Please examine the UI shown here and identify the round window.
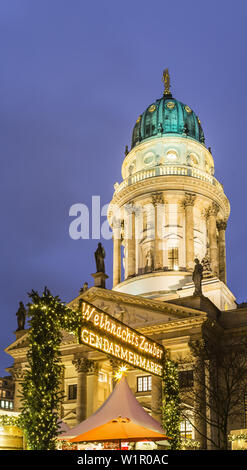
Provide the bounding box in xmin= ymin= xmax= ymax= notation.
xmin=143 ymin=153 xmax=155 ymax=165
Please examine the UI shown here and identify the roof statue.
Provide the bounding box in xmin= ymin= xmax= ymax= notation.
xmin=162 ymin=68 xmax=171 ymax=95
xmin=94 ymin=242 xmax=105 ymax=273
xmin=131 ymin=69 xmax=205 ymax=149
xmin=16 ymin=301 xmax=26 ymax=331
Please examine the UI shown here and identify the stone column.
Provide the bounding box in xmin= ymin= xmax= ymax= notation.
xmin=207 ymin=202 xmax=219 ymax=277
xmin=125 ymin=204 xmax=136 ymax=278
xmin=112 ymin=219 xmax=122 ymax=287
xmin=151 ymin=375 xmax=163 ymax=423
xmin=87 ymin=363 xmax=99 ymax=415
xmin=193 ymin=356 xmax=207 ymax=449
xmin=183 ymin=193 xmax=196 ymax=271
xmin=152 ymin=193 xmax=164 ymax=270
xmin=59 ymin=365 xmax=65 ymax=419
xmin=217 ymin=219 xmax=227 ymax=284
xmin=72 ymin=357 xmax=94 ymax=424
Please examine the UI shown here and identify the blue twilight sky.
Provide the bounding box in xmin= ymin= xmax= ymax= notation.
xmin=0 ymin=0 xmax=247 ymax=375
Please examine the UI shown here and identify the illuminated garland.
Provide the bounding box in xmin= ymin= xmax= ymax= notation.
xmin=162 ymin=357 xmax=181 ymax=450
xmin=20 ymin=288 xmax=81 ymax=450
xmin=181 ymin=438 xmax=200 ymax=449
xmin=0 ymin=415 xmax=20 ymax=427
xmin=19 ymin=288 xmax=181 ymax=450
xmin=228 ymin=433 xmax=247 ymax=442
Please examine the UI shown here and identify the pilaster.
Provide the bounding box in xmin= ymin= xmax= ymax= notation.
xmin=112 ymin=218 xmax=122 ymax=287
xmin=207 ymin=202 xmax=220 ymax=277
xmin=183 ymin=192 xmax=196 ymax=271
xmin=125 ymin=204 xmax=136 ymax=278
xmin=152 ymin=192 xmax=164 ymax=270
xmin=73 ymin=357 xmax=95 ymax=423
xmin=216 ymin=219 xmax=227 ymax=284
xmin=8 ymin=366 xmax=26 ymax=412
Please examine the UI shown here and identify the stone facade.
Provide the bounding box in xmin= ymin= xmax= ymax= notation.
xmin=109 ymin=134 xmax=230 ymax=304
xmin=5 ymin=288 xmax=247 ymax=449
xmin=4 ymin=77 xmax=247 ymax=450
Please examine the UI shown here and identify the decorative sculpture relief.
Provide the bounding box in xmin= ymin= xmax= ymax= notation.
xmin=145 ymin=249 xmax=154 ymax=272
xmin=152 ymin=192 xmax=164 ymax=206
xmin=183 ymin=192 xmax=196 ymax=208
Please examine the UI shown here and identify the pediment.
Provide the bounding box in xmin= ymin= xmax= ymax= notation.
xmin=5 ymin=331 xmax=30 ymax=354
xmin=5 ymin=288 xmax=206 ymax=358
xmin=68 ymin=287 xmax=205 ymax=331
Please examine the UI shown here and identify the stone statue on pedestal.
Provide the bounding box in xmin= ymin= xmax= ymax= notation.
xmin=80 ymin=282 xmax=88 ymax=294
xmin=92 ymin=243 xmax=108 ymax=288
xmin=145 ymin=249 xmax=153 ymax=273
xmin=192 ymin=258 xmax=203 ymax=296
xmin=16 ymin=301 xmax=26 ymax=331
xmin=94 ymin=242 xmax=105 ymax=273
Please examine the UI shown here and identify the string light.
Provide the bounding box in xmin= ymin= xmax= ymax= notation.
xmin=19 ymin=287 xmax=181 ymax=450
xmin=162 ymin=357 xmax=181 ymax=450
xmin=19 ymin=287 xmax=82 ymax=450
xmin=114 ymin=365 xmax=128 ymax=382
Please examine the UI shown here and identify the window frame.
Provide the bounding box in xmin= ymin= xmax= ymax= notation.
xmin=68 ymin=384 xmax=77 ymax=401
xmin=167 ymin=246 xmax=179 ymax=270
xmin=136 ymin=375 xmax=152 ymax=393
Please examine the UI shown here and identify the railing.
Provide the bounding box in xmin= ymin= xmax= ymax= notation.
xmin=114 ymin=165 xmax=223 ymax=195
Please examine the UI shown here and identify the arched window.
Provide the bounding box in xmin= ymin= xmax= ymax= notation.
xmin=168 ymin=247 xmax=179 ymax=270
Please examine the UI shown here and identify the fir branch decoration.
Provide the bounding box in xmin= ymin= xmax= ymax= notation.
xmin=0 ymin=415 xmax=20 ymax=427
xmin=162 ymin=357 xmax=181 ymax=450
xmin=19 ymin=287 xmax=82 ymax=450
xmin=19 ymin=287 xmax=180 ymax=450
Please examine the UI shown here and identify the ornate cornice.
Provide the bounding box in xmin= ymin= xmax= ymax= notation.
xmin=124 ymin=202 xmax=135 ymax=215
xmin=7 ymin=365 xmax=26 ymax=380
xmin=109 ymin=175 xmax=230 ymax=219
xmin=217 ymin=219 xmax=227 ymax=231
xmin=182 ymin=192 xmax=196 ymax=208
xmin=72 ymin=357 xmax=96 ymax=374
xmin=151 ymin=192 xmax=164 ymax=206
xmin=5 ymin=332 xmax=30 ymax=352
xmin=207 ymin=201 xmax=220 ymax=217
xmin=76 ymin=286 xmax=205 ymax=320
xmin=108 ymin=357 xmax=122 ymax=371
xmin=140 ymin=316 xmax=207 ymax=335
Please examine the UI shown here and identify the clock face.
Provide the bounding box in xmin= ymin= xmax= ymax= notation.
xmin=185 ymin=105 xmax=192 ymax=113
xmin=148 ymin=104 xmax=156 ymax=113
xmin=166 ymin=101 xmax=175 ymax=110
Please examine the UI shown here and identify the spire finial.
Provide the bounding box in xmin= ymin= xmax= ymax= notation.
xmin=162 ymin=68 xmax=171 ymax=96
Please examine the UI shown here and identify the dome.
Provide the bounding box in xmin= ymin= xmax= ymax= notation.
xmin=131 ymin=94 xmax=205 ymax=149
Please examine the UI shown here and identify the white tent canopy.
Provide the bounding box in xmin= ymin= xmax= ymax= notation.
xmin=60 ymin=377 xmax=164 ymax=439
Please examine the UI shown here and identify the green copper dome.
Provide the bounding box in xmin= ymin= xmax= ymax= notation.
xmin=131 ymin=94 xmax=205 ymax=149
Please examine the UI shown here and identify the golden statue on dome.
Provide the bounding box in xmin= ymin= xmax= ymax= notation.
xmin=162 ymin=68 xmax=171 ymax=95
